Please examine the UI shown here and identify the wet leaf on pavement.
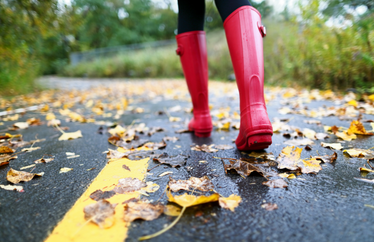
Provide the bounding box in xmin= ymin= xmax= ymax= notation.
xmin=90 ymin=190 xmax=116 ymax=201
xmin=7 ymin=168 xmax=43 ymax=184
xmin=163 ymin=136 xmax=179 ymax=142
xmin=336 ymin=131 xmax=357 ymax=141
xmin=347 ymin=120 xmax=374 ymax=135
xmin=0 ymin=154 xmax=16 ymax=166
xmin=297 ymin=158 xmax=322 ymax=174
xmin=276 ymin=146 xmax=302 ymax=170
xmin=59 ymin=167 xmax=73 ymax=173
xmin=218 ymin=194 xmax=242 ymax=212
xmin=261 ymin=203 xmax=278 ymax=211
xmin=152 ymin=153 xmax=188 ymax=167
xmin=168 ymin=176 xmax=214 ymax=192
xmin=113 ymin=178 xmax=146 ymax=194
xmin=167 ymin=190 xmax=220 ymax=208
xmin=0 ymin=146 xmax=14 ymax=154
xmin=58 ymin=130 xmax=83 ymax=141
xmin=321 ymin=142 xmax=343 ymax=150
xmin=284 ymin=138 xmax=314 ymax=146
xmin=262 ymin=179 xmax=288 ymax=188
xmin=343 ymin=148 xmax=374 ymax=159
xmin=314 ymin=152 xmax=338 ymax=163
xmin=164 ymin=204 xmax=182 ymax=216
xmin=215 ymin=144 xmax=234 ymax=150
xmin=0 ymin=184 xmax=24 ymax=192
xmin=123 ymin=201 xmax=164 ymax=222
xmin=84 ymin=199 xmax=117 ymax=229
xmin=144 ymin=141 xmax=167 ymax=150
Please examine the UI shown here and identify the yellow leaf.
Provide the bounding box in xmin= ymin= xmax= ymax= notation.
xmin=297 ymin=158 xmax=322 ymax=174
xmin=169 ymin=117 xmax=181 ymax=122
xmin=347 ymin=120 xmax=373 ymax=135
xmin=58 ymin=130 xmax=83 ymax=141
xmin=45 ymin=113 xmax=56 ymax=120
xmin=218 ymin=194 xmax=242 ymax=212
xmin=360 ymin=167 xmax=374 ymax=173
xmin=276 ymin=146 xmax=302 ymax=170
xmin=59 ymin=167 xmax=73 ymax=173
xmin=336 ymin=131 xmax=357 ymax=141
xmin=164 ymin=204 xmax=182 ymax=217
xmin=347 ymin=100 xmax=358 ymax=107
xmin=167 ymin=190 xmax=219 ymax=208
xmin=368 ymin=94 xmax=374 ymax=102
xmin=279 ymin=173 xmax=296 ymax=179
xmin=321 ymin=142 xmax=343 ymax=150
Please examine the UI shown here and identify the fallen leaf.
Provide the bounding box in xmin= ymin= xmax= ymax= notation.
xmin=164 ymin=204 xmax=182 ymax=216
xmin=45 ymin=113 xmax=56 ymax=120
xmin=321 ymin=142 xmax=343 ymax=150
xmin=84 ymin=200 xmax=117 ymax=229
xmin=0 ymin=184 xmax=24 ymax=192
xmin=261 ymin=203 xmax=278 ymax=211
xmin=0 ymin=154 xmax=16 ymax=166
xmin=119 ymin=139 xmax=149 ymax=149
xmin=168 ymin=176 xmax=214 ymax=192
xmin=284 ymin=138 xmax=314 ymax=146
xmin=278 ymin=173 xmax=296 ymax=179
xmin=13 ymin=122 xmax=29 ymax=129
xmin=7 ymin=168 xmax=43 ymax=184
xmin=144 ymin=141 xmax=167 ymax=150
xmin=297 ymin=158 xmax=322 ymax=174
xmin=47 ymin=119 xmax=61 ymax=127
xmin=21 ymin=147 xmax=41 ymax=153
xmin=163 ymin=136 xmax=179 ymax=142
xmin=218 ymin=194 xmax=242 ymax=212
xmin=343 ymin=149 xmax=374 ymax=159
xmin=276 ymin=146 xmax=302 ymax=170
xmin=159 ymin=171 xmax=173 ymax=177
xmin=152 ymin=153 xmax=188 ymax=167
xmin=27 ymin=118 xmax=42 ymax=126
xmin=316 ymin=133 xmax=329 ymax=140
xmin=262 ymin=179 xmax=288 ymax=188
xmin=123 ymin=201 xmax=164 ymax=222
xmin=58 ymin=130 xmax=83 ymax=141
xmin=113 ymin=178 xmax=146 ymax=193
xmin=90 ymin=190 xmax=116 ymax=201
xmin=302 ymin=128 xmax=317 ymax=140
xmin=167 ymin=190 xmax=220 ymax=207
xmin=347 ymin=120 xmax=374 ymax=135
xmin=141 ymin=182 xmax=160 ymax=194
xmin=336 ymin=131 xmax=357 ymax=141
xmin=223 ymin=158 xmax=262 ymax=177
xmin=147 ymin=127 xmax=165 ymax=136
xmin=314 ymin=152 xmax=338 ymax=163
xmin=126 ymin=150 xmax=155 ymax=160
xmin=191 ymin=144 xmax=218 ymax=153
xmin=0 ymin=146 xmax=14 ymax=154
xmin=34 ymin=157 xmax=54 ymax=164
xmin=59 ymin=167 xmax=73 ymax=173
xmin=169 ymin=117 xmax=181 ymax=122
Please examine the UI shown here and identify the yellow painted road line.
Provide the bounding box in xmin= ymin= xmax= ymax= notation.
xmin=45 ymin=156 xmax=149 ymax=242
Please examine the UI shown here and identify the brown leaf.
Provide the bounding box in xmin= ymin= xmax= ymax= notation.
xmin=106 ymin=149 xmax=128 ymax=160
xmin=90 ymin=190 xmax=116 ymax=201
xmin=261 ymin=203 xmax=278 ymax=211
xmin=314 ymin=152 xmax=338 ymax=163
xmin=168 ymin=176 xmax=214 ymax=192
xmin=6 ymin=168 xmax=43 ymax=184
xmin=0 ymin=146 xmax=14 ymax=154
xmin=119 ymin=139 xmax=149 ymax=149
xmin=191 ymin=144 xmax=218 ymax=153
xmin=122 ymin=164 xmax=131 ymax=171
xmin=34 ymin=156 xmax=54 ymax=164
xmin=113 ymin=178 xmax=146 ymax=194
xmin=262 ymin=179 xmax=288 ymax=188
xmin=147 ymin=127 xmax=165 ymax=136
xmin=223 ymin=158 xmax=264 ymax=177
xmin=84 ymin=200 xmax=117 ymax=229
xmin=152 ymin=153 xmax=188 ymax=167
xmin=0 ymin=154 xmax=16 ymax=166
xmin=123 ymin=201 xmax=164 ymax=222
xmin=144 ymin=141 xmax=167 ymax=150
xmin=276 ymin=146 xmax=302 ymax=170
xmin=126 ymin=150 xmax=155 ymax=160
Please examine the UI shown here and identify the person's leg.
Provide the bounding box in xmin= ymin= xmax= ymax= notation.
xmin=215 ymin=0 xmax=273 ymax=150
xmin=176 ymin=0 xmax=213 ymax=137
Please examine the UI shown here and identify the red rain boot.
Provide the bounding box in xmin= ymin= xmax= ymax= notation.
xmin=176 ymin=31 xmax=213 ymax=137
xmin=224 ymin=6 xmax=273 ymax=150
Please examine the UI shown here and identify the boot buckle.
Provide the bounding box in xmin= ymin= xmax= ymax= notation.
xmin=176 ymin=46 xmax=184 ymax=56
xmin=258 ymin=24 xmax=266 ymax=37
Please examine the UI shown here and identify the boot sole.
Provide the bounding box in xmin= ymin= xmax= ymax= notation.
xmin=236 ymin=130 xmax=272 ymax=151
xmin=189 ymin=128 xmax=213 ymax=138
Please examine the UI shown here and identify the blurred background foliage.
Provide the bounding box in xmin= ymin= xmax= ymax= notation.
xmin=1 ymin=0 xmax=373 ymax=96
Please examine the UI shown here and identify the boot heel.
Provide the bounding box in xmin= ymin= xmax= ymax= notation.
xmin=236 ymin=133 xmax=272 ymax=151
xmin=195 ymin=131 xmax=211 ymax=137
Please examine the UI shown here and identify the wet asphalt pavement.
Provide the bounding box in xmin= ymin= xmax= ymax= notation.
xmin=1 ymin=77 xmax=374 ymax=242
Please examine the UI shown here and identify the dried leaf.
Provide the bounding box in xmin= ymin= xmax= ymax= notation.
xmin=13 ymin=122 xmax=29 ymax=129
xmin=261 ymin=203 xmax=278 ymax=211
xmin=347 ymin=120 xmax=374 ymax=135
xmin=279 ymin=173 xmax=296 ymax=179
xmin=144 ymin=141 xmax=167 ymax=150
xmin=119 ymin=139 xmax=149 ymax=149
xmin=168 ymin=176 xmax=214 ymax=192
xmin=336 ymin=131 xmax=357 ymax=141
xmin=314 ymin=152 xmax=338 ymax=163
xmin=321 ymin=142 xmax=343 ymax=150
xmin=113 ymin=178 xmax=146 ymax=194
xmin=0 ymin=184 xmax=24 ymax=192
xmin=90 ymin=190 xmax=116 ymax=201
xmin=58 ymin=130 xmax=82 ymax=141
xmin=343 ymin=149 xmax=374 ymax=159
xmin=7 ymin=168 xmax=43 ymax=184
xmin=0 ymin=146 xmax=14 ymax=154
xmin=191 ymin=144 xmax=218 ymax=153
xmin=84 ymin=200 xmax=117 ymax=229
xmin=284 ymin=138 xmax=314 ymax=146
xmin=123 ymin=201 xmax=164 ymax=222
xmin=34 ymin=157 xmax=54 ymax=163
xmin=276 ymin=146 xmax=302 ymax=170
xmin=126 ymin=150 xmax=155 ymax=160
xmin=22 ymin=147 xmax=41 ymax=153
xmin=0 ymin=154 xmax=16 ymax=166
xmin=359 ymin=167 xmax=374 ymax=173
xmin=59 ymin=167 xmax=73 ymax=173
xmin=223 ymin=158 xmax=262 ymax=177
xmin=218 ymin=194 xmax=242 ymax=212
xmin=122 ymin=164 xmax=131 ymax=171
xmin=106 ymin=149 xmax=128 ymax=160
xmin=152 ymin=153 xmax=188 ymax=168
xmin=262 ymin=179 xmax=288 ymax=188
xmin=297 ymin=158 xmax=322 ymax=174
xmin=147 ymin=127 xmax=165 ymax=136
xmin=354 ymin=177 xmax=374 ymax=184
xmin=167 ymin=190 xmax=220 ymax=208
xmin=302 ymin=128 xmax=317 ymax=140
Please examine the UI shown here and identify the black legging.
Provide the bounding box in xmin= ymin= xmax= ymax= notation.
xmin=177 ymin=0 xmax=251 ymax=34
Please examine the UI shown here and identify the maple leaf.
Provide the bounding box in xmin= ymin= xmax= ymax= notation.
xmin=218 ymin=194 xmax=242 ymax=212
xmin=152 ymin=153 xmax=188 ymax=167
xmin=347 ymin=120 xmax=374 ymax=135
xmin=113 ymin=178 xmax=146 ymax=194
xmin=262 ymin=179 xmax=288 ymax=188
xmin=276 ymin=146 xmax=302 ymax=170
xmin=7 ymin=168 xmax=43 ymax=184
xmin=84 ymin=200 xmax=117 ymax=229
xmin=123 ymin=201 xmax=164 ymax=222
xmin=168 ymin=176 xmax=214 ymax=192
